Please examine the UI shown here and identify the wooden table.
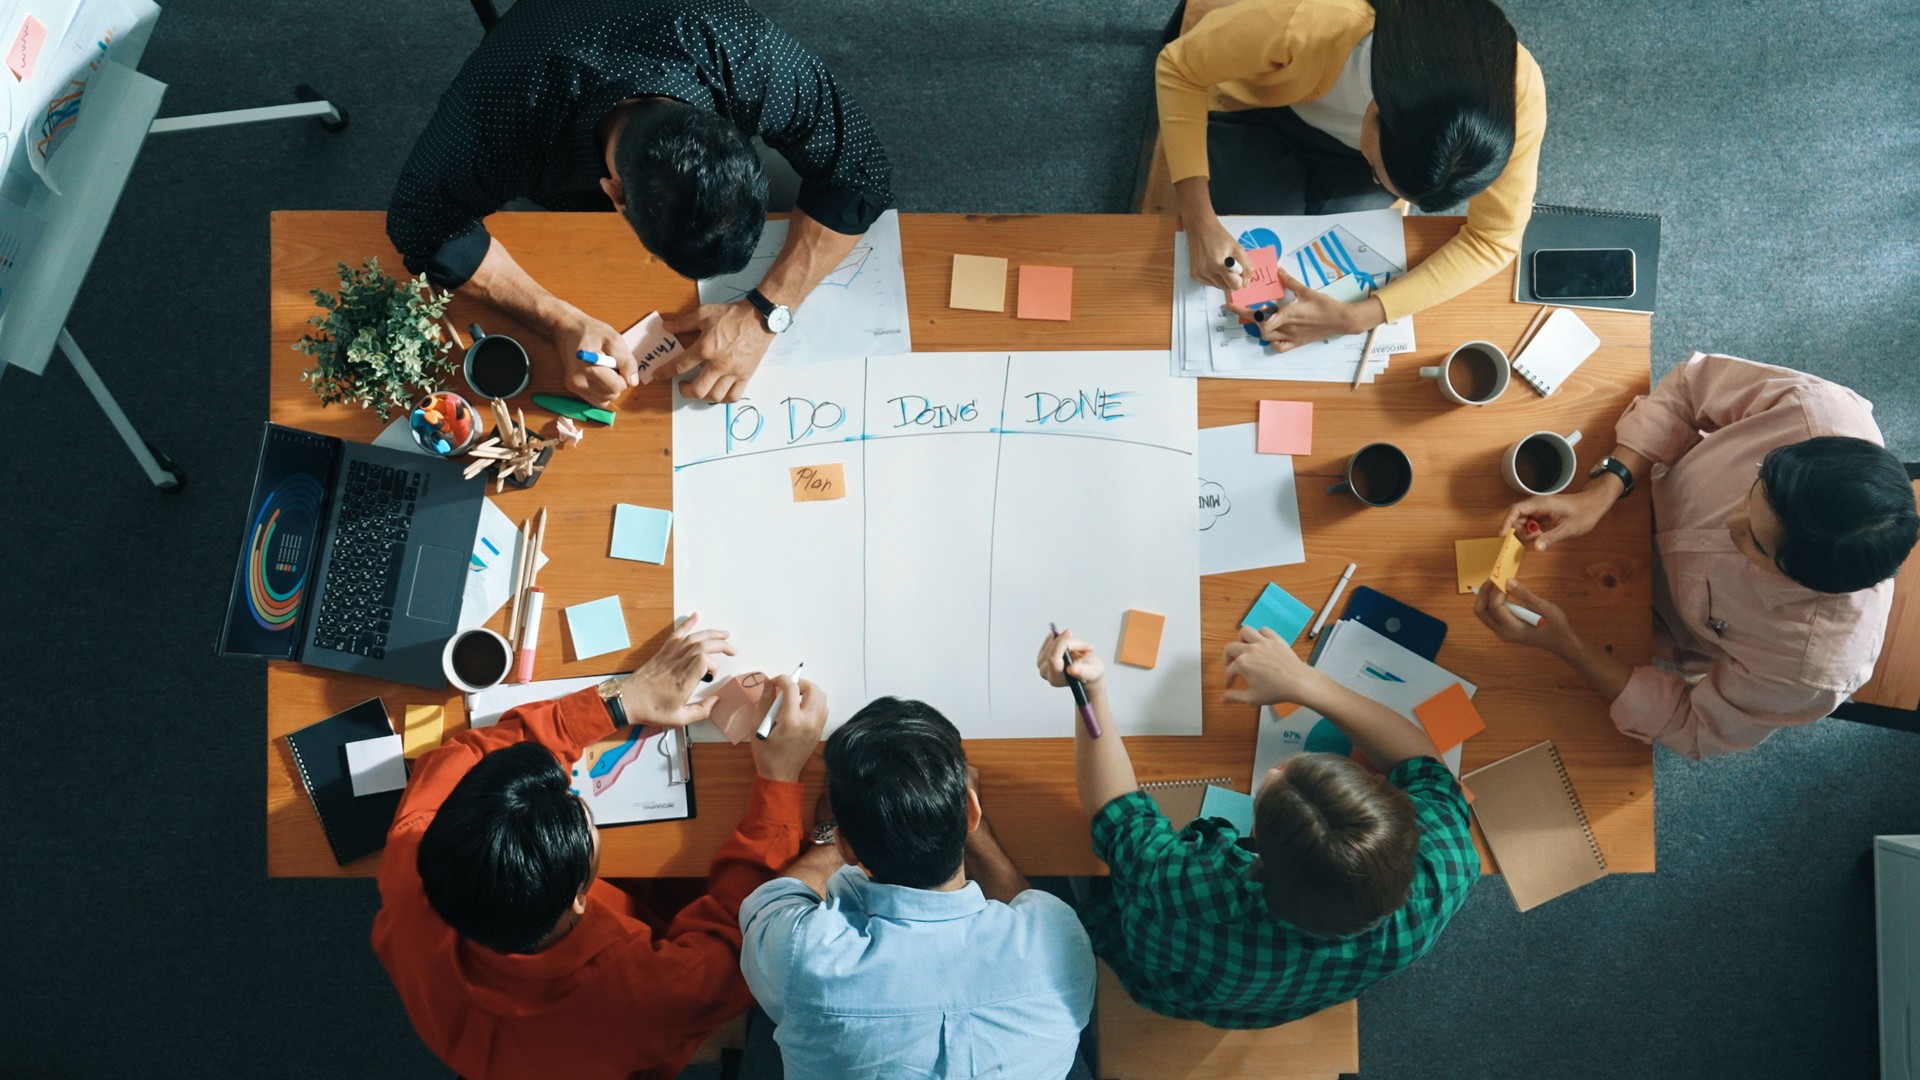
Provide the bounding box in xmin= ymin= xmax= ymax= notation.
xmin=268 ymin=212 xmax=1652 ymax=878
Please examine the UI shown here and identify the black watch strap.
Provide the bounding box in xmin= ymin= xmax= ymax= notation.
xmin=1593 ymin=456 xmax=1635 ymax=498
xmin=744 ymin=288 xmax=776 ymax=319
xmin=599 ymin=678 xmax=631 ymax=728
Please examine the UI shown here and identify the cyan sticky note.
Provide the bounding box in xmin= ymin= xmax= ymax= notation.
xmin=1242 ymin=582 xmax=1314 ymax=644
xmin=1199 ymin=785 xmax=1255 ymax=834
xmin=611 ymin=504 xmax=673 ymax=564
xmin=565 ymin=595 xmax=631 ymax=660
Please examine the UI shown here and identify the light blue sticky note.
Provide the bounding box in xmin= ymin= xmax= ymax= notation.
xmin=1242 ymin=582 xmax=1314 ymax=644
xmin=565 ymin=595 xmax=631 ymax=660
xmin=1200 ymin=785 xmax=1255 ymax=834
xmin=610 ymin=503 xmax=673 ymax=564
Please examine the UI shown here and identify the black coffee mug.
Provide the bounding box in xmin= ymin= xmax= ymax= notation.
xmin=1327 ymin=442 xmax=1413 ymax=507
xmin=463 ymin=322 xmax=532 ymax=400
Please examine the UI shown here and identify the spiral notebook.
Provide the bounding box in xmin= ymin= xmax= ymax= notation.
xmin=1514 ymin=203 xmax=1661 ymax=314
xmin=1465 ymin=740 xmax=1607 ymax=911
xmin=1141 ymin=777 xmax=1238 ymax=827
xmin=285 ymin=697 xmax=404 ymax=866
xmin=1512 ymin=307 xmax=1602 ymax=397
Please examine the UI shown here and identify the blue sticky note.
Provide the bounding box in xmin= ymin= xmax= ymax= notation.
xmin=1200 ymin=785 xmax=1255 ymax=834
xmin=610 ymin=503 xmax=673 ymax=564
xmin=1242 ymin=582 xmax=1314 ymax=644
xmin=565 ymin=595 xmax=631 ymax=660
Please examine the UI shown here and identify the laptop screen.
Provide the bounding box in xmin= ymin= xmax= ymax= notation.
xmin=220 ymin=425 xmax=336 ymax=659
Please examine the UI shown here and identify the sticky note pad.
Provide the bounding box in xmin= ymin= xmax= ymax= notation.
xmin=708 ymin=672 xmax=774 ymax=745
xmin=1117 ymin=609 xmax=1166 ymax=668
xmin=1016 ymin=265 xmax=1074 ymax=321
xmin=1228 ymin=245 xmax=1285 ymax=308
xmin=402 ymin=705 xmax=445 ymax=760
xmin=1413 ymin=683 xmax=1487 ymax=753
xmin=622 ymin=312 xmax=682 ymax=385
xmin=566 ymin=596 xmax=631 ymax=660
xmin=1199 ymin=785 xmax=1256 ymax=834
xmin=9 ymin=15 xmax=47 ymax=81
xmin=1242 ymin=582 xmax=1314 ymax=644
xmin=611 ymin=503 xmax=673 ymax=563
xmin=950 ymin=254 xmax=1009 ymax=312
xmin=345 ymin=735 xmax=408 ymax=797
xmin=1454 ymin=534 xmax=1525 ymax=594
xmin=1255 ymin=400 xmax=1313 ymax=455
xmin=791 ymin=463 xmax=846 ymax=502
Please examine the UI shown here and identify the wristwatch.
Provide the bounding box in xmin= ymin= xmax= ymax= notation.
xmin=597 ymin=677 xmax=632 ymax=728
xmin=1589 ymin=455 xmax=1636 ymax=498
xmin=744 ymin=288 xmax=793 ymax=334
xmin=810 ymin=819 xmax=839 ymax=846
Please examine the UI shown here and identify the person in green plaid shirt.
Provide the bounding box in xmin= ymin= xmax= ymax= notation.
xmin=1035 ymin=624 xmax=1478 ymax=1029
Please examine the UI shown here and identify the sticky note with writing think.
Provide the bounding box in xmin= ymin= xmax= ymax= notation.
xmin=1228 ymin=246 xmax=1286 ymax=308
xmin=791 ymin=463 xmax=846 ymax=502
xmin=623 ymin=312 xmax=682 ymax=384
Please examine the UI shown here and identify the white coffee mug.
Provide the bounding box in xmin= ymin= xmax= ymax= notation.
xmin=1419 ymin=340 xmax=1511 ymax=406
xmin=443 ymin=627 xmax=514 ymax=693
xmin=1503 ymin=429 xmax=1583 ymax=495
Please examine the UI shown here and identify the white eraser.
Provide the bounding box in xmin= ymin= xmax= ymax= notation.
xmin=345 ymin=735 xmax=408 ymax=797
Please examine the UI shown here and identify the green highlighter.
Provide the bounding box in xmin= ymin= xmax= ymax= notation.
xmin=533 ymin=393 xmax=616 ymax=426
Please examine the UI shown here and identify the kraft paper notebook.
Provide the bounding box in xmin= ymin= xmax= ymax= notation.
xmin=1465 ymin=740 xmax=1607 ymax=911
xmin=1513 ymin=203 xmax=1661 ymax=314
xmin=1141 ymin=777 xmax=1237 ymax=826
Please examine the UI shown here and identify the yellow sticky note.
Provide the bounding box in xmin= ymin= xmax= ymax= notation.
xmin=949 ymin=254 xmax=1009 ymax=312
xmin=1454 ymin=534 xmax=1525 ymax=594
xmin=790 ymin=463 xmax=846 ymax=502
xmin=402 ymin=704 xmax=445 ymax=760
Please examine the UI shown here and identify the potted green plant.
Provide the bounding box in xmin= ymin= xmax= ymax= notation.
xmin=295 ymin=257 xmax=456 ymax=422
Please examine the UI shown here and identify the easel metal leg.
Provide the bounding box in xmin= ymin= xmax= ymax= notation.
xmin=57 ymin=328 xmax=182 ymax=492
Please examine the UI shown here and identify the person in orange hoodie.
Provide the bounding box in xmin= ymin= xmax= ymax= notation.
xmin=371 ymin=614 xmax=828 ymax=1080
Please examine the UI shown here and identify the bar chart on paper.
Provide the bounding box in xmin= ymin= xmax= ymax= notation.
xmin=671 ymin=351 xmax=1203 ymax=741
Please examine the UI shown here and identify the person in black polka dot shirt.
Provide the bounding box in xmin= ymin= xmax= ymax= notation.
xmin=388 ymin=0 xmax=893 ymax=405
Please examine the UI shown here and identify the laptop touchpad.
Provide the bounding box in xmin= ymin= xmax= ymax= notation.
xmin=406 ymin=545 xmax=467 ymax=624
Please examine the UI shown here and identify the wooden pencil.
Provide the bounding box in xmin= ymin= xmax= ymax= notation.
xmin=507 ymin=518 xmax=532 ymax=649
xmin=527 ymin=507 xmax=549 ymax=591
xmin=1351 ymin=324 xmax=1380 ymax=390
xmin=1512 ymin=305 xmax=1553 ymax=359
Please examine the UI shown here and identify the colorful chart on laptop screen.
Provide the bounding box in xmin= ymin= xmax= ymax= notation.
xmin=246 ymin=473 xmax=324 ymax=632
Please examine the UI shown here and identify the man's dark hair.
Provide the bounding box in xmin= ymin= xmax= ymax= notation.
xmin=1758 ymin=436 xmax=1918 ymax=594
xmin=1251 ymin=754 xmax=1419 ymax=936
xmin=416 ymin=742 xmax=595 ymax=954
xmin=614 ymin=103 xmax=768 ymax=280
xmin=1369 ymin=0 xmax=1518 ymax=212
xmin=824 ymin=698 xmax=971 ymax=889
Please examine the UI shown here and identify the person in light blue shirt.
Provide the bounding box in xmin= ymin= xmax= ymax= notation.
xmin=738 ymin=696 xmax=1095 ymax=1080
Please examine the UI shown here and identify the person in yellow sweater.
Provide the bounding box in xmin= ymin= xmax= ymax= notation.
xmin=1158 ymin=0 xmax=1545 ymax=349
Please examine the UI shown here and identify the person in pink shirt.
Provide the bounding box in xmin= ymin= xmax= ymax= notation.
xmin=1475 ymin=353 xmax=1917 ymax=758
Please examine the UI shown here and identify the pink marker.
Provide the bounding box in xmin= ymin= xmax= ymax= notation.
xmin=514 ymin=586 xmax=544 ymax=683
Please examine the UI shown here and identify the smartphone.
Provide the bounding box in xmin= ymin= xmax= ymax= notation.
xmin=1532 ymin=247 xmax=1636 ymax=300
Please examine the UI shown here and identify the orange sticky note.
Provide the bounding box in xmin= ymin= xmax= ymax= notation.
xmin=1117 ymin=610 xmax=1166 ymax=668
xmin=949 ymin=254 xmax=1008 ymax=312
xmin=1454 ymin=534 xmax=1524 ymax=594
xmin=790 ymin=463 xmax=846 ymax=502
xmin=8 ymin=15 xmax=47 ymax=81
xmin=1016 ymin=265 xmax=1074 ymax=321
xmin=1413 ymin=683 xmax=1486 ymax=753
xmin=402 ymin=704 xmax=445 ymax=760
xmin=1228 ymin=246 xmax=1285 ymax=308
xmin=708 ymin=672 xmax=774 ymax=745
xmin=1255 ymin=400 xmax=1312 ymax=455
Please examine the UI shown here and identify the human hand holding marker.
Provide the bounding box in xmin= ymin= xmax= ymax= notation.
xmin=1186 ymin=212 xmax=1248 ymax=292
xmin=1037 ymin=625 xmax=1104 ymax=738
xmin=1228 ymin=266 xmax=1382 ymax=353
xmin=755 ymin=662 xmax=807 ymax=740
xmin=1473 ymin=579 xmax=1578 ymax=654
xmin=553 ymin=314 xmax=640 ymax=407
xmin=751 ymin=673 xmax=827 ymax=783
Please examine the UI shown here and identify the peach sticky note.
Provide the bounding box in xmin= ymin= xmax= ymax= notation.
xmin=1255 ymin=400 xmax=1312 ymax=455
xmin=1413 ymin=683 xmax=1486 ymax=753
xmin=402 ymin=705 xmax=446 ymax=760
xmin=1117 ymin=610 xmax=1166 ymax=668
xmin=1016 ymin=265 xmax=1074 ymax=321
xmin=8 ymin=15 xmax=47 ymax=81
xmin=950 ymin=254 xmax=1009 ymax=312
xmin=708 ymin=672 xmax=774 ymax=745
xmin=622 ymin=312 xmax=682 ymax=385
xmin=1228 ymin=245 xmax=1285 ymax=308
xmin=791 ymin=463 xmax=846 ymax=501
xmin=1454 ymin=534 xmax=1524 ymax=594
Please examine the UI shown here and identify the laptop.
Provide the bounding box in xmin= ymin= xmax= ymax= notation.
xmin=218 ymin=423 xmax=484 ymax=689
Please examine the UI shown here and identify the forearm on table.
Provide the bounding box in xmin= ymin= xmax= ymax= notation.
xmin=1555 ymin=636 xmax=1634 ymax=702
xmin=754 ymin=209 xmax=859 ymax=311
xmin=1076 ymin=683 xmax=1139 ymax=821
xmin=1297 ymin=671 xmax=1437 ymax=772
xmin=462 ymin=236 xmax=581 ymax=338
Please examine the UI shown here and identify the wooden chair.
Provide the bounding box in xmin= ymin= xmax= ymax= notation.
xmin=1831 ymin=468 xmax=1920 ymax=734
xmin=1094 ymin=961 xmax=1358 ymax=1080
xmin=1134 ymin=0 xmax=1243 ymax=214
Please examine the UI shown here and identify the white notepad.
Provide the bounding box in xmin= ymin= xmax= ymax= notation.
xmin=1513 ymin=308 xmax=1601 ymax=396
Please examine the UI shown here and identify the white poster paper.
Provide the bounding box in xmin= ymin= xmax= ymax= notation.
xmin=1197 ymin=422 xmax=1306 ymax=575
xmin=697 ymin=209 xmax=911 ymax=366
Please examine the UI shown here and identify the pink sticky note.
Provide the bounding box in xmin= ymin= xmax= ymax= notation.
xmin=1016 ymin=265 xmax=1074 ymax=321
xmin=1256 ymin=400 xmax=1312 ymax=455
xmin=8 ymin=15 xmax=47 ymax=81
xmin=1228 ymin=246 xmax=1285 ymax=308
xmin=622 ymin=312 xmax=682 ymax=385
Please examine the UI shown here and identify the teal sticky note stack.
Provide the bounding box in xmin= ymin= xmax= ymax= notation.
xmin=565 ymin=595 xmax=631 ymax=660
xmin=610 ymin=504 xmax=673 ymax=564
xmin=1199 ymin=785 xmax=1255 ymax=834
xmin=1242 ymin=582 xmax=1314 ymax=644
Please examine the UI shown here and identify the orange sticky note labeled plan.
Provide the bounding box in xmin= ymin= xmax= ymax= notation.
xmin=1117 ymin=610 xmax=1166 ymax=668
xmin=790 ymin=463 xmax=846 ymax=502
xmin=1255 ymin=400 xmax=1313 ymax=455
xmin=1454 ymin=534 xmax=1524 ymax=594
xmin=949 ymin=254 xmax=1009 ymax=312
xmin=1016 ymin=265 xmax=1074 ymax=321
xmin=1413 ymin=683 xmax=1486 ymax=753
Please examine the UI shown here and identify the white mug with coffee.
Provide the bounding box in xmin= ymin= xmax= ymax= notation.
xmin=443 ymin=627 xmax=514 ymax=692
xmin=1420 ymin=340 xmax=1511 ymax=406
xmin=1503 ymin=429 xmax=1583 ymax=496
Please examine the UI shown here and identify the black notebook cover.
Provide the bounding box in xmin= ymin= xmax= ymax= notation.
xmin=1515 ymin=203 xmax=1661 ymax=314
xmin=285 ymin=697 xmax=402 ymax=865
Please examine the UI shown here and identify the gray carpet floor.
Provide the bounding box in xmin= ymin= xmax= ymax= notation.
xmin=2 ymin=1 xmax=1915 ymax=1077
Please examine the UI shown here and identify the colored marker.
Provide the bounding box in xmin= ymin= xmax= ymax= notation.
xmin=755 ymin=662 xmax=806 ymax=740
xmin=1050 ymin=622 xmax=1102 ymax=738
xmin=1308 ymin=562 xmax=1358 ymax=640
xmin=514 ymin=586 xmax=544 ymax=683
xmin=1524 ymin=518 xmax=1542 ymax=536
xmin=1476 ymin=584 xmax=1543 ymax=626
xmin=576 ymin=349 xmax=616 ymax=368
xmin=1224 ymin=256 xmax=1241 ymax=274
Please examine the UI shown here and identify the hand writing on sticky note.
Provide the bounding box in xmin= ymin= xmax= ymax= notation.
xmin=1227 ymin=247 xmax=1287 ymax=309
xmin=622 ymin=313 xmax=682 ymax=385
xmin=791 ymin=463 xmax=846 ymax=502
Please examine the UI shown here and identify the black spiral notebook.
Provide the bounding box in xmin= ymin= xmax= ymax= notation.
xmin=285 ymin=697 xmax=403 ymax=865
xmin=1514 ymin=203 xmax=1661 ymax=314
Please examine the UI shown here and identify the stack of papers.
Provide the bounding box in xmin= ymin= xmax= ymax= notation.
xmin=1171 ymin=211 xmax=1417 ymax=382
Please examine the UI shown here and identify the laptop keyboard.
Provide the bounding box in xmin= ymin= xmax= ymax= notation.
xmin=311 ymin=460 xmax=421 ymax=659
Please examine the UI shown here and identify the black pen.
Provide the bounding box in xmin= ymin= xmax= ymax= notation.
xmin=1049 ymin=623 xmax=1102 ymax=738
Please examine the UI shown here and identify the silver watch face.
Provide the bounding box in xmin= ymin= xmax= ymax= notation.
xmin=766 ymin=305 xmax=793 ymax=334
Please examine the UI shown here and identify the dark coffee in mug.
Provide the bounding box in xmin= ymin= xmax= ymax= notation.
xmin=1446 ymin=346 xmax=1502 ymax=403
xmin=467 ymin=337 xmax=530 ymax=399
xmin=1514 ymin=436 xmax=1568 ymax=493
xmin=450 ymin=629 xmax=511 ymax=687
xmin=1350 ymin=445 xmax=1413 ymax=504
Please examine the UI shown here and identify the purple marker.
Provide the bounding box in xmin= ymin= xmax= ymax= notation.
xmin=1050 ymin=622 xmax=1103 ymax=738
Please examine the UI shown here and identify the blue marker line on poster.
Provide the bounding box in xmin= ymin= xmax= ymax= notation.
xmin=783 ymin=397 xmax=847 ymax=444
xmin=1024 ymin=388 xmax=1133 ymax=425
xmin=723 ymin=401 xmax=764 ymax=454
